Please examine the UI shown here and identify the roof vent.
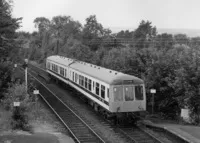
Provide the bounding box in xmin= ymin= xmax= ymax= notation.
xmin=94 ymin=66 xmax=96 ymax=68
xmin=109 ymin=71 xmax=112 ymax=73
xmin=98 ymin=67 xmax=100 ymax=69
xmin=90 ymin=65 xmax=92 ymax=67
xmin=115 ymin=72 xmax=117 ymax=75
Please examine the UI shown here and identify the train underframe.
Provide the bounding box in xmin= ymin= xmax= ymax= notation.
xmin=49 ymin=73 xmax=143 ymax=125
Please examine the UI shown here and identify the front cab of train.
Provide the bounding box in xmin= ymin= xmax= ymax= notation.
xmin=109 ymin=79 xmax=146 ymax=113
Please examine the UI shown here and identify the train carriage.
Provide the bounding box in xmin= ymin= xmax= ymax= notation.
xmin=46 ymin=55 xmax=146 ymax=121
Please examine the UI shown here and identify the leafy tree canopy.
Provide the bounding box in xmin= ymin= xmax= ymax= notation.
xmin=0 ymin=0 xmax=22 ymax=60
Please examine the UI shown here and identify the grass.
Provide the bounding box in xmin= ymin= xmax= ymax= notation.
xmin=27 ymin=97 xmax=68 ymax=133
xmin=0 ymin=105 xmax=12 ymax=132
xmin=0 ymin=96 xmax=68 ymax=135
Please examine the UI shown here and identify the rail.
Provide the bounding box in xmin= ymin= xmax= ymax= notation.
xmin=28 ymin=71 xmax=105 ymax=143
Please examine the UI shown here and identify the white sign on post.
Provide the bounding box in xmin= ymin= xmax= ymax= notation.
xmin=33 ymin=90 xmax=39 ymax=95
xmin=13 ymin=102 xmax=20 ymax=107
xmin=150 ymin=89 xmax=156 ymax=94
xmin=14 ymin=64 xmax=17 ymax=68
xmin=24 ymin=59 xmax=28 ymax=63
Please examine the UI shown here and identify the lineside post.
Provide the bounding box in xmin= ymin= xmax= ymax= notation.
xmin=24 ymin=59 xmax=28 ymax=93
xmin=150 ymin=89 xmax=156 ymax=115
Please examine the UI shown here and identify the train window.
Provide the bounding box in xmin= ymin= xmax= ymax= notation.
xmin=55 ymin=65 xmax=58 ymax=73
xmin=60 ymin=67 xmax=64 ymax=76
xmin=113 ymin=87 xmax=123 ymax=102
xmin=79 ymin=75 xmax=84 ymax=87
xmin=101 ymin=85 xmax=105 ymax=99
xmin=135 ymin=86 xmax=143 ymax=100
xmin=107 ymin=89 xmax=109 ymax=98
xmin=82 ymin=76 xmax=85 ymax=87
xmin=125 ymin=86 xmax=134 ymax=101
xmin=53 ymin=64 xmax=55 ymax=71
xmin=95 ymin=82 xmax=99 ymax=95
xmin=88 ymin=79 xmax=92 ymax=91
xmin=80 ymin=76 xmax=82 ymax=86
xmin=75 ymin=73 xmax=78 ymax=83
xmin=60 ymin=67 xmax=62 ymax=76
xmin=85 ymin=77 xmax=88 ymax=89
xmin=73 ymin=72 xmax=74 ymax=81
xmin=79 ymin=75 xmax=81 ymax=85
xmin=61 ymin=68 xmax=63 ymax=76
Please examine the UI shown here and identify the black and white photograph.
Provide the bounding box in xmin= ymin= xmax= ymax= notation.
xmin=0 ymin=0 xmax=200 ymax=142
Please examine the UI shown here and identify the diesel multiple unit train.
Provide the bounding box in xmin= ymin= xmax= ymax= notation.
xmin=46 ymin=55 xmax=146 ymax=122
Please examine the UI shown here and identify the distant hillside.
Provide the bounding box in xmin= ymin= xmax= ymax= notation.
xmin=158 ymin=28 xmax=200 ymax=37
xmin=110 ymin=27 xmax=200 ymax=37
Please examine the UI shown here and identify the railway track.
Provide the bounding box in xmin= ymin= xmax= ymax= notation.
xmin=28 ymin=63 xmax=164 ymax=143
xmin=28 ymin=73 xmax=105 ymax=143
xmin=119 ymin=126 xmax=162 ymax=143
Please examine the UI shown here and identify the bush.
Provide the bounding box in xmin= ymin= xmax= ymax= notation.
xmin=11 ymin=106 xmax=29 ymax=130
xmin=2 ymin=83 xmax=33 ymax=131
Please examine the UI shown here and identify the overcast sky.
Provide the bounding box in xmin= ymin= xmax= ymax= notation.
xmin=12 ymin=0 xmax=200 ymax=33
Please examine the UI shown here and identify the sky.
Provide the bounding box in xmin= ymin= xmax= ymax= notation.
xmin=12 ymin=0 xmax=200 ymax=33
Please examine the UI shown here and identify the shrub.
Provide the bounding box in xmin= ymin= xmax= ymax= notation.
xmin=2 ymin=83 xmax=33 ymax=130
xmin=11 ymin=106 xmax=29 ymax=130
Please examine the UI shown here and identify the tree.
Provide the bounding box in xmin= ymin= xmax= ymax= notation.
xmin=51 ymin=16 xmax=74 ymax=54
xmin=155 ymin=33 xmax=174 ymax=50
xmin=0 ymin=0 xmax=21 ymax=99
xmin=133 ymin=20 xmax=157 ymax=48
xmin=116 ymin=30 xmax=134 ymax=38
xmin=0 ymin=61 xmax=12 ymax=98
xmin=83 ymin=15 xmax=104 ymax=40
xmin=174 ymin=34 xmax=189 ymax=45
xmin=34 ymin=17 xmax=50 ymax=36
xmin=0 ymin=0 xmax=22 ymax=61
xmin=82 ymin=15 xmax=111 ymax=50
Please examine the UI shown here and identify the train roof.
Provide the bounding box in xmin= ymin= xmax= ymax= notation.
xmin=47 ymin=55 xmax=144 ymax=85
